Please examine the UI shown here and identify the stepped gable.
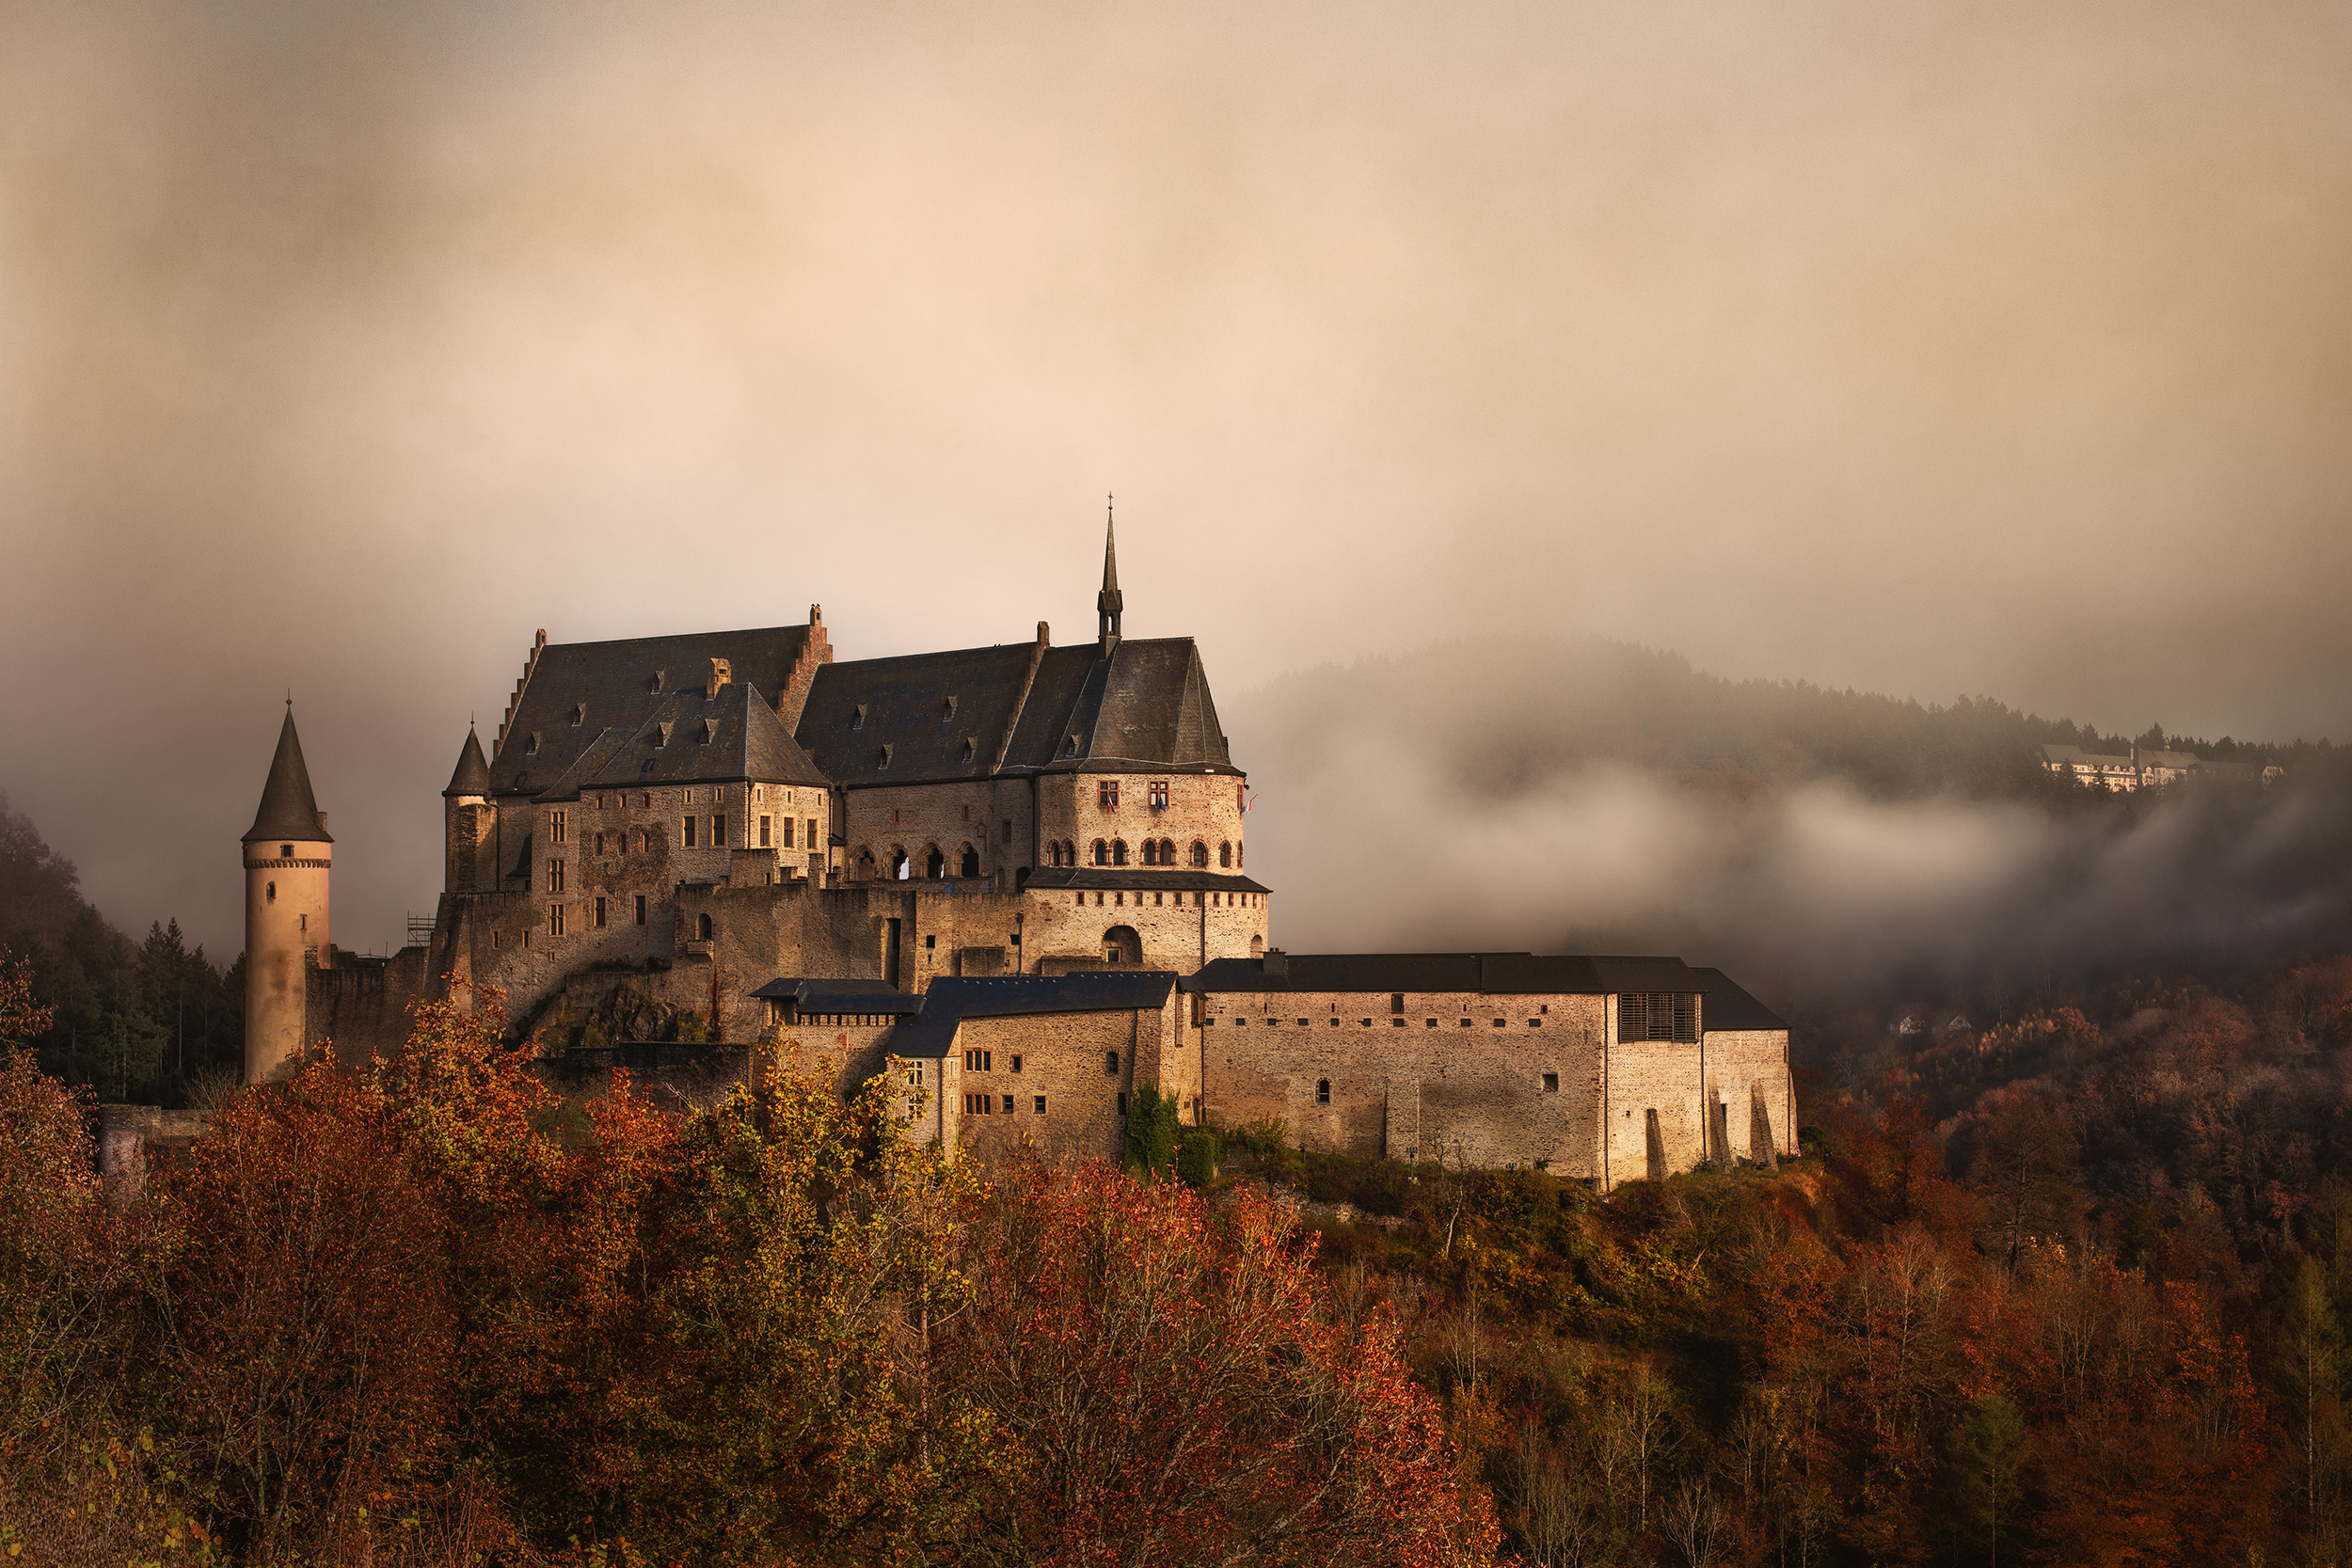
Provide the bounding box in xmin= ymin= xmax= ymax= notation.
xmin=492 ymin=624 xmax=818 ymax=799
xmin=244 ymin=706 xmax=331 ymax=844
xmin=560 ymin=680 xmax=829 ymax=796
xmin=1690 ymin=966 xmax=1787 ymax=1031
xmin=890 ymin=972 xmax=1178 ymax=1059
xmin=443 ymin=727 xmax=491 ymax=797
xmin=798 ymin=635 xmax=1235 ymax=785
xmin=1181 ymin=953 xmax=1703 ymax=994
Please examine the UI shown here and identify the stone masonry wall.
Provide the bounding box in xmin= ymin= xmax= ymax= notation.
xmin=941 ymin=994 xmax=1179 ymax=1167
xmin=1020 ymin=884 xmax=1266 ymax=975
xmin=1041 ymin=771 xmax=1248 ymax=875
xmin=1704 ymin=1028 xmax=1798 ymax=1163
xmin=1194 ymin=990 xmax=1605 ymax=1172
xmin=841 ymin=779 xmax=1038 ymax=887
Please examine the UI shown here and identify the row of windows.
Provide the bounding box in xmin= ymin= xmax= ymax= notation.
xmin=1048 ymin=837 xmax=1242 ymax=869
xmin=855 ymin=844 xmax=986 ymax=879
xmin=1091 ymin=780 xmax=1247 ymax=813
xmin=963 ymin=1093 xmax=1049 ymax=1116
xmin=1071 ymin=890 xmax=1258 ymax=908
xmin=1311 ymin=1073 xmax=1557 ymax=1101
xmin=535 ymin=895 xmax=654 ymax=936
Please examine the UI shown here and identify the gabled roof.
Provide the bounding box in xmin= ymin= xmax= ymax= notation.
xmin=443 ymin=727 xmax=491 ymax=798
xmin=540 ymin=681 xmax=830 ymax=797
xmin=491 ymin=624 xmax=818 ymax=798
xmin=1690 ymin=967 xmax=1787 ymax=1032
xmin=1180 ymin=953 xmax=1705 ymax=995
xmin=244 ymin=707 xmax=331 ymax=844
xmin=892 ymin=973 xmax=1179 ymax=1058
xmin=797 ymin=635 xmax=1237 ymax=785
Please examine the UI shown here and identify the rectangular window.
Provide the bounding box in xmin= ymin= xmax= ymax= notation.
xmin=805 ymin=819 xmax=818 ymax=851
xmin=549 ymin=809 xmax=567 ymax=845
xmin=1034 ymin=1095 xmax=1046 ymax=1115
xmin=596 ymin=897 xmax=608 ymax=928
xmin=1003 ymin=819 xmax=1013 ymax=844
xmin=1001 ymin=1094 xmax=1013 ymax=1116
xmin=961 ymin=804 xmax=971 ymax=821
xmin=1390 ymin=992 xmax=1405 ymax=1013
xmin=548 ymin=903 xmax=564 ymax=937
xmin=548 ymin=860 xmax=565 ymax=893
xmin=713 ymin=815 xmax=726 ymax=847
xmin=759 ymin=816 xmax=771 ymax=847
xmin=1098 ymin=779 xmax=1119 ymax=809
xmin=685 ymin=788 xmax=695 ymax=805
xmin=1543 ymin=1072 xmax=1559 ymax=1093
xmin=1117 ymin=1092 xmax=1128 ymax=1116
xmin=683 ymin=816 xmax=698 ymax=847
xmin=635 ymin=895 xmax=646 ymax=926
xmin=1148 ymin=780 xmax=1168 ymax=810
xmin=1617 ymin=992 xmax=1699 ymax=1044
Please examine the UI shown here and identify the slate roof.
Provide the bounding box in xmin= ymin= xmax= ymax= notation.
xmin=443 ymin=728 xmax=491 ymax=798
xmin=1019 ymin=868 xmax=1271 ymax=895
xmin=522 ymin=681 xmax=830 ymax=800
xmin=796 ymin=636 xmax=1236 ymax=786
xmin=1690 ymin=967 xmax=1787 ymax=1032
xmin=491 ymin=624 xmax=819 ymax=799
xmin=1180 ymin=953 xmax=1706 ymax=995
xmin=891 ymin=972 xmax=1180 ymax=1059
xmin=245 ymin=707 xmax=332 ymax=844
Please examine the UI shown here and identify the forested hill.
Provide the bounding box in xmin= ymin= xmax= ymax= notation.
xmin=0 ymin=794 xmax=240 ymax=1102
xmin=1230 ymin=634 xmax=2330 ymax=803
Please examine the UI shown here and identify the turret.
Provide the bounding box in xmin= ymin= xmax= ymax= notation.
xmin=1097 ymin=501 xmax=1123 ymax=658
xmin=242 ymin=703 xmax=331 ymax=1084
xmin=443 ymin=724 xmax=494 ymax=895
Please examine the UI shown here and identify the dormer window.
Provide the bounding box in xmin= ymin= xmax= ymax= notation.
xmin=1065 ymin=734 xmax=1080 ymax=756
xmin=699 ymin=719 xmax=717 ymax=745
xmin=650 ymin=670 xmax=666 ymax=693
xmin=961 ymin=736 xmax=977 ymax=766
xmin=942 ymin=696 xmax=957 ymax=722
xmin=655 ymin=722 xmax=673 ymax=748
xmin=851 ymin=704 xmax=866 ymax=731
xmin=878 ymin=743 xmax=894 ymax=769
xmin=571 ymin=704 xmax=587 ymax=726
xmin=527 ymin=732 xmax=542 ymax=755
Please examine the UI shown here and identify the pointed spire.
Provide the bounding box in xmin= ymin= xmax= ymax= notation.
xmin=444 ymin=724 xmax=492 ymax=798
xmin=1096 ymin=495 xmax=1123 ymax=657
xmin=243 ymin=705 xmax=332 ymax=844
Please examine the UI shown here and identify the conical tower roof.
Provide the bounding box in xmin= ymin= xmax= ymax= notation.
xmin=443 ymin=725 xmax=491 ymax=797
xmin=243 ymin=705 xmax=331 ymax=844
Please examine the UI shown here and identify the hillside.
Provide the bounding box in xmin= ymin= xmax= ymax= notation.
xmin=1223 ymin=637 xmax=2352 ymax=1057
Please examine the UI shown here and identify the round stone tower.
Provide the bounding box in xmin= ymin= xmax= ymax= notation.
xmin=242 ymin=702 xmax=332 ymax=1084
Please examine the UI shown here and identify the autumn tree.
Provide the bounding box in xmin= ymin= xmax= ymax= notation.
xmin=945 ymin=1158 xmax=1499 ymax=1567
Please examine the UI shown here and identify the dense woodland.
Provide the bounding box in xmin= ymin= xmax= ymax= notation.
xmin=7 ymin=646 xmax=2352 ymax=1562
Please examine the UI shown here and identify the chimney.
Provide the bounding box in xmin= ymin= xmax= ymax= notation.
xmin=709 ymin=657 xmax=731 ymax=691
xmin=1262 ymin=948 xmax=1287 ymax=979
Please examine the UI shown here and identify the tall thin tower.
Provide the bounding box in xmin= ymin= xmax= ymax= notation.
xmin=242 ymin=702 xmax=331 ymax=1083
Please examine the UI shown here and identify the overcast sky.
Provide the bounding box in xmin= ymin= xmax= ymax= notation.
xmin=4 ymin=0 xmax=2349 ymax=959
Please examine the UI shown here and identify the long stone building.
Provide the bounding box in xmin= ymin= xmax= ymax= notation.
xmin=248 ymin=523 xmax=1791 ymax=1185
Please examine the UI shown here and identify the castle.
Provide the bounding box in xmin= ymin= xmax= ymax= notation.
xmin=246 ymin=524 xmax=1794 ymax=1184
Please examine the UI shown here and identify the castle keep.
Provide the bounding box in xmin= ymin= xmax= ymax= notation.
xmin=247 ymin=523 xmax=1792 ymax=1184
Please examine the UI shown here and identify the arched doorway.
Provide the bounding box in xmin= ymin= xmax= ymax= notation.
xmin=925 ymin=844 xmax=946 ymax=879
xmin=1102 ymin=926 xmax=1141 ymax=966
xmin=959 ymin=843 xmax=980 ymax=878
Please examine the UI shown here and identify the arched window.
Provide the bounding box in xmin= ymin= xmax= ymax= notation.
xmin=1091 ymin=838 xmax=1108 ymax=865
xmin=1236 ymin=842 xmax=1243 ymax=868
xmin=265 ymin=881 xmax=276 ymax=902
xmin=857 ymin=847 xmax=876 ymax=879
xmin=1190 ymin=840 xmax=1209 ymax=867
xmin=1158 ymin=838 xmax=1175 ymax=864
xmin=1102 ymin=926 xmax=1140 ymax=966
xmin=925 ymin=845 xmax=946 ymax=879
xmin=890 ymin=845 xmax=910 ymax=880
xmin=1111 ymin=839 xmax=1129 ymax=866
xmin=1218 ymin=841 xmax=1232 ymax=868
xmin=959 ymin=844 xmax=980 ymax=878
xmin=696 ymin=912 xmax=713 ymax=941
xmin=1065 ymin=840 xmax=1077 ymax=866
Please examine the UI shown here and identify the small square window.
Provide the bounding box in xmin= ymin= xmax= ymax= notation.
xmin=1543 ymin=1073 xmax=1559 ymax=1093
xmin=1033 ymin=1095 xmax=1046 ymax=1115
xmin=1104 ymin=1051 xmax=1120 ymax=1075
xmin=1001 ymin=1094 xmax=1013 ymax=1115
xmin=1492 ymin=1019 xmax=1505 ymax=1027
xmin=926 ymin=933 xmax=937 ymax=949
xmin=1425 ymin=1019 xmax=1438 ymax=1027
xmin=1009 ymin=1054 xmax=1023 ymax=1072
